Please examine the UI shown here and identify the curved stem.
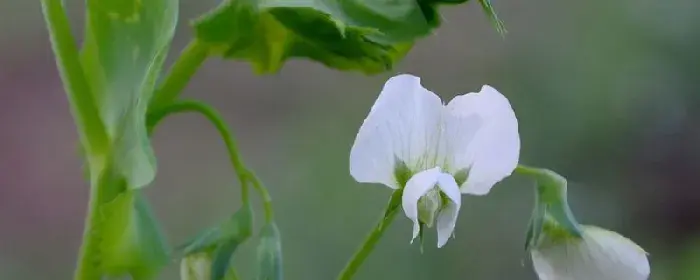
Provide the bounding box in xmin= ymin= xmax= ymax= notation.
xmin=514 ymin=164 xmax=541 ymax=176
xmin=337 ymin=190 xmax=403 ymax=280
xmin=149 ymin=40 xmax=210 ymax=110
xmin=147 ymin=100 xmax=275 ymax=220
xmin=245 ymin=170 xmax=274 ymax=221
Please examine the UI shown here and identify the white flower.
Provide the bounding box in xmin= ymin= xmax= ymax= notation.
xmin=349 ymin=74 xmax=520 ymax=247
xmin=531 ymin=225 xmax=650 ymax=280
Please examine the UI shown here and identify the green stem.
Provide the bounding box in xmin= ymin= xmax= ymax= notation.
xmin=40 ymin=0 xmax=108 ymax=155
xmin=514 ymin=164 xmax=540 ymax=176
xmin=73 ymin=183 xmax=103 ymax=280
xmin=147 ymin=100 xmax=275 ymax=220
xmin=246 ymin=170 xmax=274 ymax=222
xmin=40 ymin=1 xmax=110 ymax=279
xmin=73 ymin=166 xmax=124 ymax=280
xmin=337 ymin=190 xmax=402 ymax=280
xmin=149 ymin=40 xmax=210 ymax=110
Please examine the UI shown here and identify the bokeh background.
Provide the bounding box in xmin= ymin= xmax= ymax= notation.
xmin=1 ymin=0 xmax=699 ymax=279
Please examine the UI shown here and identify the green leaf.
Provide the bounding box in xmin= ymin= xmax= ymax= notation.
xmin=99 ymin=189 xmax=169 ymax=279
xmin=256 ymin=222 xmax=283 ymax=280
xmin=81 ymin=0 xmax=178 ymax=189
xmin=182 ymin=204 xmax=254 ymax=255
xmin=477 ymin=0 xmax=506 ymax=35
xmin=192 ymin=0 xmax=487 ymax=74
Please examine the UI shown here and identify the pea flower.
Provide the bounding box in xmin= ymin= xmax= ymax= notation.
xmin=349 ymin=74 xmax=520 ymax=247
xmin=531 ymin=225 xmax=650 ymax=280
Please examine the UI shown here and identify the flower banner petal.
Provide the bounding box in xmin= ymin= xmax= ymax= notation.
xmin=446 ymin=85 xmax=520 ymax=195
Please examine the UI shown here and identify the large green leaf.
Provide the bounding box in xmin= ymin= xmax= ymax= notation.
xmin=193 ymin=0 xmax=492 ymax=74
xmin=81 ymin=0 xmax=178 ymax=189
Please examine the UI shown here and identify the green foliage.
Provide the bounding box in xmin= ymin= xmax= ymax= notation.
xmin=81 ymin=0 xmax=178 ymax=189
xmin=256 ymin=222 xmax=283 ymax=280
xmin=192 ymin=0 xmax=498 ymax=74
xmin=40 ymin=0 xmax=508 ymax=278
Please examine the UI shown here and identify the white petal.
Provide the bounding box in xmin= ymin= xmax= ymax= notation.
xmin=401 ymin=167 xmax=442 ymax=242
xmin=531 ymin=226 xmax=650 ymax=280
xmin=350 ymin=74 xmax=444 ymax=189
xmin=445 ymin=85 xmax=520 ymax=195
xmin=435 ymin=173 xmax=461 ymax=248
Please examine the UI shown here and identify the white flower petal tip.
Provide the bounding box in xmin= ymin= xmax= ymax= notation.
xmin=531 ymin=226 xmax=650 ymax=280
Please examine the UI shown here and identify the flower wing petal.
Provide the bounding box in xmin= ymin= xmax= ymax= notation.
xmin=350 ymin=74 xmax=444 ymax=189
xmin=436 ymin=173 xmax=461 ymax=248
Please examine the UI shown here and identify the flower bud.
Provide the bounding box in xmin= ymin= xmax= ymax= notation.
xmin=180 ymin=253 xmax=212 ymax=280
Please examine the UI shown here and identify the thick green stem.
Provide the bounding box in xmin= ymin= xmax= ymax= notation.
xmin=149 ymin=40 xmax=210 ymax=109
xmin=73 ymin=168 xmax=123 ymax=280
xmin=40 ymin=0 xmax=108 ymax=155
xmin=337 ymin=190 xmax=402 ymax=280
xmin=147 ymin=100 xmax=275 ymax=220
xmin=40 ymin=1 xmax=110 ymax=279
xmin=73 ymin=184 xmax=102 ymax=280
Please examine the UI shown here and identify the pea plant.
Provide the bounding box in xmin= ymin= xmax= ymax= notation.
xmin=39 ymin=0 xmax=651 ymax=279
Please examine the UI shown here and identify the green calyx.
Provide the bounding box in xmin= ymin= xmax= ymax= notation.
xmin=393 ymin=158 xmax=413 ymax=188
xmin=517 ymin=165 xmax=584 ymax=250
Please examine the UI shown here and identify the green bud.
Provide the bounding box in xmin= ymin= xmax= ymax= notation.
xmin=256 ymin=222 xmax=283 ymax=280
xmin=179 ymin=252 xmax=239 ymax=280
xmin=180 ymin=253 xmax=212 ymax=280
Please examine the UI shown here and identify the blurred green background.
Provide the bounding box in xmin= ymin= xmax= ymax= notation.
xmin=1 ymin=0 xmax=699 ymax=279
